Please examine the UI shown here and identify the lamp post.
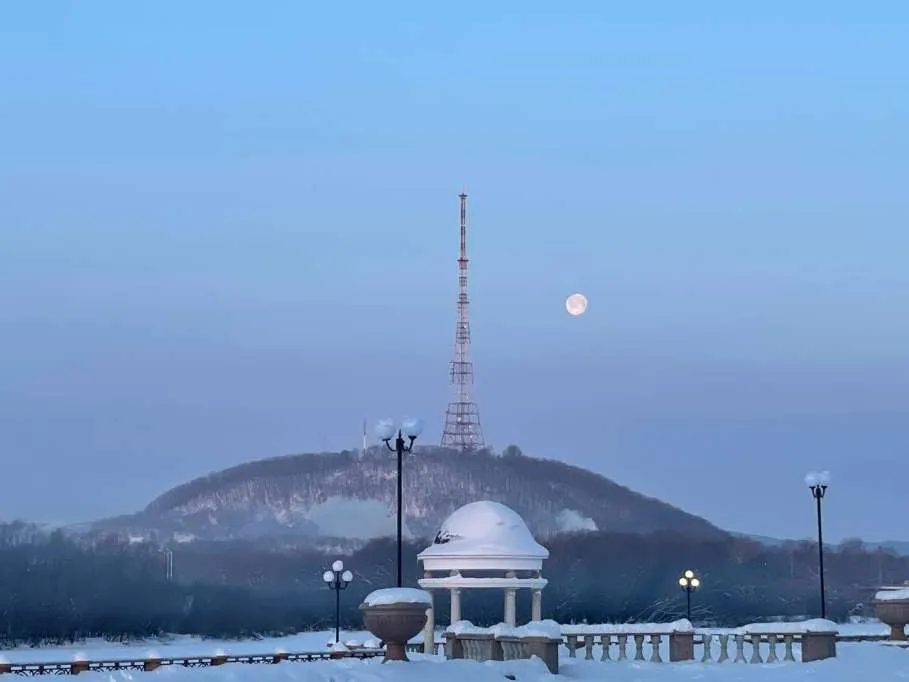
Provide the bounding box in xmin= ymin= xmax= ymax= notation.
xmin=376 ymin=417 xmax=423 ymax=588
xmin=678 ymin=569 xmax=700 ymax=622
xmin=323 ymin=560 xmax=354 ymax=644
xmin=805 ymin=470 xmax=830 ymax=619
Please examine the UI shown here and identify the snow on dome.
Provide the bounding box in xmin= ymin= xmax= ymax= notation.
xmin=418 ymin=501 xmax=548 ymax=572
xmin=425 ymin=501 xmax=548 ymax=556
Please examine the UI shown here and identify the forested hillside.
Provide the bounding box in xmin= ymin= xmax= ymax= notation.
xmin=0 ymin=524 xmax=898 ymax=645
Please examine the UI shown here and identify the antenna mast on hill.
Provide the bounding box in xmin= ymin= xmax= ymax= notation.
xmin=440 ymin=193 xmax=485 ymax=451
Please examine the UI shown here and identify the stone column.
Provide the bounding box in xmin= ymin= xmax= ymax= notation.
xmin=450 ymin=588 xmax=461 ymax=623
xmin=504 ymin=588 xmax=517 ymax=626
xmin=504 ymin=571 xmax=517 ymax=626
xmin=423 ymin=591 xmax=435 ymax=654
xmin=531 ymin=589 xmax=542 ymax=621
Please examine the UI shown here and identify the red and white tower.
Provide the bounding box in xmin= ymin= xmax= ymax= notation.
xmin=441 ymin=193 xmax=485 ymax=451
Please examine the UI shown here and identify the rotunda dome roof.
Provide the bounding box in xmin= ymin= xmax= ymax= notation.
xmin=418 ymin=501 xmax=549 ymax=568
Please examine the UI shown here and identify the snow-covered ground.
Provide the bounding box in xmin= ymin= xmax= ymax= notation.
xmin=0 ymin=622 xmax=893 ymax=663
xmin=5 ymin=643 xmax=907 ymax=681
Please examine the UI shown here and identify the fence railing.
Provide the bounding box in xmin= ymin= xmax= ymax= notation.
xmin=0 ymin=649 xmax=386 ymax=676
xmin=406 ymin=641 xmax=444 ymax=655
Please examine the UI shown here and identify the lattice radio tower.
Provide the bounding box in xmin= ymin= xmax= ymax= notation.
xmin=441 ymin=193 xmax=485 ymax=451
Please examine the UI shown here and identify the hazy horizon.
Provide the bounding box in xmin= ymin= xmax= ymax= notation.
xmin=2 ymin=1 xmax=907 ymax=542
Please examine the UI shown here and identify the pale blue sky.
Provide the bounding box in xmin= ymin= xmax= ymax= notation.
xmin=1 ymin=1 xmax=906 ymax=541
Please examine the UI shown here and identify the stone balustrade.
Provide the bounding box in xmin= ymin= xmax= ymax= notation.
xmin=445 ymin=618 xmax=838 ymax=673
xmin=444 ymin=621 xmax=562 ymax=673
xmin=561 ymin=618 xmax=839 ymax=664
xmin=563 ymin=630 xmax=836 ymax=663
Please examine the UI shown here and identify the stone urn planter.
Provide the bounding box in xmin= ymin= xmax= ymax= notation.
xmin=874 ymin=590 xmax=909 ymax=641
xmin=360 ymin=588 xmax=431 ymax=662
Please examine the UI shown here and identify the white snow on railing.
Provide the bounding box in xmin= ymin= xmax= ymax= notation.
xmin=736 ymin=619 xmax=838 ymax=634
xmin=446 ymin=620 xmax=562 ymax=639
xmin=561 ymin=619 xmax=693 ymax=635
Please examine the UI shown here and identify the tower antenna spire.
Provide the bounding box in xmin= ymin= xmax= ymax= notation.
xmin=441 ymin=192 xmax=485 ymax=451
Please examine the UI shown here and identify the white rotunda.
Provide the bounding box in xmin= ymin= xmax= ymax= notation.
xmin=417 ymin=501 xmax=549 ymax=649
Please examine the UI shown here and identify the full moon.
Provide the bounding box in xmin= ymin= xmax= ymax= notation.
xmin=565 ymin=293 xmax=588 ymax=316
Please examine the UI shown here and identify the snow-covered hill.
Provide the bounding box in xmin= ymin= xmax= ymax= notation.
xmin=81 ymin=446 xmax=725 ymax=545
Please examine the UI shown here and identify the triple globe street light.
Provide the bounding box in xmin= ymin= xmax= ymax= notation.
xmin=375 ymin=417 xmax=424 ymax=588
xmin=678 ymin=569 xmax=700 ymax=621
xmin=323 ymin=559 xmax=354 ymax=644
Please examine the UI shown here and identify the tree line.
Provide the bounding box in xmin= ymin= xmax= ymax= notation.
xmin=0 ymin=525 xmax=901 ymax=646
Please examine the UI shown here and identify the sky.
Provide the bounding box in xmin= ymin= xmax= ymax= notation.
xmin=1 ymin=1 xmax=907 ymax=543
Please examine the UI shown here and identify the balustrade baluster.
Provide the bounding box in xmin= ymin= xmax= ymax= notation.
xmin=584 ymin=635 xmax=594 ymax=660
xmin=766 ymin=635 xmax=779 ymax=663
xmin=633 ymin=634 xmax=645 ymax=661
xmin=733 ymin=634 xmax=747 ymax=663
xmin=649 ymin=635 xmax=662 ymax=663
xmin=600 ymin=635 xmax=611 ymax=661
xmin=749 ymin=635 xmax=763 ymax=664
xmin=717 ymin=634 xmax=729 ymax=663
xmin=567 ymin=636 xmax=578 ymax=658
xmin=617 ymin=635 xmax=628 ymax=661
xmin=701 ymin=633 xmax=713 ymax=662
xmin=783 ymin=635 xmax=795 ymax=662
